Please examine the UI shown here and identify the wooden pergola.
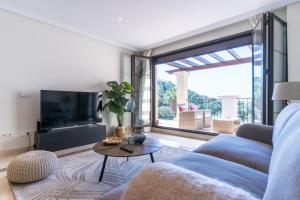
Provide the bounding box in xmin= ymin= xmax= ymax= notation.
xmin=162 ymin=45 xmax=255 ymax=116
xmin=165 ymin=45 xmax=254 ymax=74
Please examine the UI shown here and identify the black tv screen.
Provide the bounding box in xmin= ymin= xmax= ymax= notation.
xmin=40 ymin=90 xmax=99 ymax=129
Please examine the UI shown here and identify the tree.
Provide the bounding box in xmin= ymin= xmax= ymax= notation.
xmin=157 ymin=80 xmax=177 ymax=119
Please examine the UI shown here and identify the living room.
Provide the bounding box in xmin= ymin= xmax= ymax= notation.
xmin=1 ymin=0 xmax=300 ymax=200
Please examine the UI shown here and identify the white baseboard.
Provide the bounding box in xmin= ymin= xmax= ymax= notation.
xmin=0 ymin=147 xmax=28 ymax=157
xmin=0 ymin=134 xmax=34 ymax=156
xmin=0 ymin=134 xmax=95 ymax=158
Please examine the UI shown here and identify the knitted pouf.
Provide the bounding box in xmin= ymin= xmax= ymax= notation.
xmin=7 ymin=150 xmax=58 ymax=183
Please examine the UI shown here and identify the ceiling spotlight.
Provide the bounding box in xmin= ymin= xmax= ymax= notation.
xmin=117 ymin=17 xmax=123 ymax=22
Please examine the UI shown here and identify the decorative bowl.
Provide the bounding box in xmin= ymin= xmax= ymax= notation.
xmin=102 ymin=137 xmax=123 ymax=145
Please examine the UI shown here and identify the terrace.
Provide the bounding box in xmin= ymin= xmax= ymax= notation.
xmin=155 ymin=45 xmax=255 ymax=134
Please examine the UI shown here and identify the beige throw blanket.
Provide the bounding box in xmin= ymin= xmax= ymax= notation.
xmin=121 ymin=162 xmax=259 ymax=200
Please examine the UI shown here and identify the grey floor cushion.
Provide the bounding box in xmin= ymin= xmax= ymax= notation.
xmin=7 ymin=150 xmax=58 ymax=183
xmin=194 ymin=135 xmax=273 ymax=173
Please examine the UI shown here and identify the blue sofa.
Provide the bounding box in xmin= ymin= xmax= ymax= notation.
xmin=100 ymin=103 xmax=300 ymax=200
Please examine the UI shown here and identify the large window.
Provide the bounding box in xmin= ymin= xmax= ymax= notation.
xmin=152 ymin=32 xmax=254 ymax=134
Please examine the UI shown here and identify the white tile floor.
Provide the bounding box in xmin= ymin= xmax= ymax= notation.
xmin=145 ymin=132 xmax=206 ymax=151
xmin=0 ymin=132 xmax=207 ymax=200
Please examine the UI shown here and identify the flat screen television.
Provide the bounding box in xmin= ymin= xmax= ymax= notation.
xmin=40 ymin=90 xmax=99 ymax=130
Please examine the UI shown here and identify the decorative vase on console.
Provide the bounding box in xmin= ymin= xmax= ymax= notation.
xmin=99 ymin=81 xmax=135 ymax=138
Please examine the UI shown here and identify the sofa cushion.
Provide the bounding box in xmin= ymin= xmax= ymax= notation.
xmin=172 ymin=152 xmax=268 ymax=199
xmin=236 ymin=123 xmax=273 ymax=145
xmin=263 ymin=103 xmax=300 ymax=200
xmin=272 ymin=103 xmax=300 ymax=146
xmin=121 ymin=162 xmax=259 ymax=200
xmin=98 ymin=152 xmax=267 ymax=200
xmin=189 ymin=104 xmax=199 ymax=111
xmin=194 ymin=135 xmax=273 ymax=173
xmin=178 ymin=104 xmax=188 ymax=112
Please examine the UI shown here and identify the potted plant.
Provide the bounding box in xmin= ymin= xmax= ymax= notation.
xmin=99 ymin=81 xmax=135 ymax=137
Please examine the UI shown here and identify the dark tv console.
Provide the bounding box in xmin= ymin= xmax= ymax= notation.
xmin=35 ymin=123 xmax=106 ymax=151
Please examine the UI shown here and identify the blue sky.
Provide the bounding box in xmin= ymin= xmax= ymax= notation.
xmin=157 ymin=63 xmax=252 ymax=98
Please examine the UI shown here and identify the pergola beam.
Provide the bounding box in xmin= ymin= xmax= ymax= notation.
xmin=179 ymin=59 xmax=199 ymax=66
xmin=194 ymin=56 xmax=211 ymax=65
xmin=209 ymin=53 xmax=225 ymax=62
xmin=167 ymin=61 xmax=189 ymax=68
xmin=167 ymin=57 xmax=251 ymax=74
xmin=227 ymin=49 xmax=241 ymax=59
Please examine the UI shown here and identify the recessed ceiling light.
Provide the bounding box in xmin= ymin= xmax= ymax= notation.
xmin=117 ymin=17 xmax=123 ymax=22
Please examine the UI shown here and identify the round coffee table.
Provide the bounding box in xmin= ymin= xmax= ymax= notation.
xmin=93 ymin=137 xmax=162 ymax=182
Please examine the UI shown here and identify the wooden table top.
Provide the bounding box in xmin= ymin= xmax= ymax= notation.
xmin=93 ymin=137 xmax=162 ymax=157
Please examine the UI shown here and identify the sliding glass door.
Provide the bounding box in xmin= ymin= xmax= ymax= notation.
xmin=131 ymin=55 xmax=152 ymax=128
xmin=269 ymin=14 xmax=288 ymax=123
xmin=151 ymin=32 xmax=253 ymax=134
xmin=252 ymin=13 xmax=287 ymax=125
xmin=130 ymin=13 xmax=287 ymax=131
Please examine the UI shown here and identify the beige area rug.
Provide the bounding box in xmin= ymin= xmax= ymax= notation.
xmin=10 ymin=146 xmax=190 ymax=200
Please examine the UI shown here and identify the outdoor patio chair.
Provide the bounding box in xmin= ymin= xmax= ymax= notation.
xmin=179 ymin=110 xmax=204 ymax=130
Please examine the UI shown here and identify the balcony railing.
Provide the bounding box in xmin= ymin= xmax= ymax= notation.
xmin=197 ymin=98 xmax=222 ymax=119
xmin=158 ymin=98 xmax=253 ymax=123
xmin=237 ymin=98 xmax=252 ymax=123
xmin=195 ymin=98 xmax=252 ymax=123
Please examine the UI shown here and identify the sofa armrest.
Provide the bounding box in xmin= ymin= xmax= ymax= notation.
xmin=236 ymin=123 xmax=273 ymax=145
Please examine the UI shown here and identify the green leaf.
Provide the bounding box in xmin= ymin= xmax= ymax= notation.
xmin=105 ymin=90 xmax=118 ymax=99
xmin=109 ymin=101 xmax=123 ymax=113
xmin=107 ymin=81 xmax=119 ymax=91
xmin=114 ymin=99 xmax=126 ymax=109
xmin=107 ymin=81 xmax=118 ymax=87
xmin=123 ymin=81 xmax=133 ymax=90
xmin=102 ymin=80 xmax=134 ymax=115
xmin=116 ymin=84 xmax=123 ymax=93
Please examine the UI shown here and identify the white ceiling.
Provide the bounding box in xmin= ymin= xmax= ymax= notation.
xmin=0 ymin=0 xmax=297 ymax=51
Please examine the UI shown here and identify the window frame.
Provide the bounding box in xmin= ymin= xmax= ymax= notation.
xmin=151 ymin=30 xmax=253 ymax=135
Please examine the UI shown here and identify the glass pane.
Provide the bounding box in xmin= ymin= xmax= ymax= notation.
xmin=274 ymin=20 xmax=284 ymax=52
xmin=155 ymin=44 xmax=253 ymax=133
xmin=133 ymin=57 xmax=151 ymax=127
xmin=272 ymin=16 xmax=287 ymax=121
xmin=273 ymin=51 xmax=284 ymax=82
xmin=187 ymin=58 xmax=205 ymax=66
xmin=199 ymin=54 xmax=219 ymax=63
xmin=232 ymin=46 xmax=252 ymax=58
xmin=252 ymin=19 xmax=264 ymax=124
xmin=175 ymin=61 xmax=192 ymax=67
xmin=214 ymin=50 xmax=235 ymax=61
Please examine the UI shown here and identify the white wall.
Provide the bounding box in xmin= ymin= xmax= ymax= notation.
xmin=273 ymin=7 xmax=287 ymax=22
xmin=149 ymin=7 xmax=288 ymax=56
xmin=149 ymin=20 xmax=253 ymax=56
xmin=0 ymin=10 xmax=132 ymax=152
xmin=287 ymin=2 xmax=300 ymax=81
